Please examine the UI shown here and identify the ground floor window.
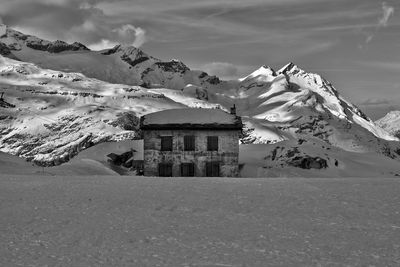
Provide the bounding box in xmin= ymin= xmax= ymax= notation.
xmin=206 ymin=162 xmax=220 ymax=177
xmin=181 ymin=163 xmax=195 ymax=177
xmin=159 ymin=163 xmax=173 ymax=177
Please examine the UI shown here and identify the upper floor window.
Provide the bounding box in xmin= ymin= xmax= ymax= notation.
xmin=207 ymin=136 xmax=218 ymax=151
xmin=184 ymin=135 xmax=195 ymax=151
xmin=161 ymin=136 xmax=173 ymax=151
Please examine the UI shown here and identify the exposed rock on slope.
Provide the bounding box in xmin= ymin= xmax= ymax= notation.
xmin=1 ymin=25 xmax=89 ymax=53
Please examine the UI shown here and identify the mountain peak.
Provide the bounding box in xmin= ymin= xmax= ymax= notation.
xmin=278 ymin=62 xmax=301 ymax=74
xmin=260 ymin=65 xmax=276 ymax=75
xmin=376 ymin=110 xmax=400 ymax=137
xmin=239 ymin=65 xmax=276 ymax=82
xmin=101 ymin=44 xmax=145 ymax=56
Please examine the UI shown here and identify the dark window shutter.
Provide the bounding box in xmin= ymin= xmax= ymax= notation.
xmin=206 ymin=162 xmax=220 ymax=177
xmin=159 ymin=163 xmax=173 ymax=177
xmin=161 ymin=136 xmax=173 ymax=151
xmin=206 ymin=162 xmax=212 ymax=176
xmin=184 ymin=136 xmax=195 ymax=151
xmin=181 ymin=163 xmax=195 ymax=177
xmin=212 ymin=162 xmax=220 ymax=177
xmin=207 ymin=136 xmax=218 ymax=151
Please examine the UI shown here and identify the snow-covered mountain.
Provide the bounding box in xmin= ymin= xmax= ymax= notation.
xmin=376 ymin=111 xmax=400 ymax=137
xmin=0 ymin=56 xmax=197 ymax=165
xmin=1 ymin=25 xmax=399 ymax=173
xmin=0 ymin=25 xmax=221 ymax=90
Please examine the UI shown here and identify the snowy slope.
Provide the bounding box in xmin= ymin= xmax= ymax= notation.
xmin=376 ymin=111 xmax=400 ymax=137
xmin=0 ymin=56 xmax=194 ymax=165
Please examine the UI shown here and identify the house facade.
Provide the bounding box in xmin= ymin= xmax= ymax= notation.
xmin=140 ymin=108 xmax=242 ymax=177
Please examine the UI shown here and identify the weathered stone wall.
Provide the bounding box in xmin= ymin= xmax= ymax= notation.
xmin=143 ymin=129 xmax=240 ymax=177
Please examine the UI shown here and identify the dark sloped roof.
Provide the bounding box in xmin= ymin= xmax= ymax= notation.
xmin=140 ymin=108 xmax=242 ymax=130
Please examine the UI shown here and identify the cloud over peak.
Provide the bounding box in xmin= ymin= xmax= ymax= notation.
xmin=113 ymin=24 xmax=147 ymax=48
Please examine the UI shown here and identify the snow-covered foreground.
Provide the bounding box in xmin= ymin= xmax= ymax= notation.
xmin=1 ymin=175 xmax=400 ymax=266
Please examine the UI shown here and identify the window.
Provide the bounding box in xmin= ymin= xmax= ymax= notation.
xmin=184 ymin=135 xmax=195 ymax=151
xmin=159 ymin=163 xmax=173 ymax=177
xmin=207 ymin=136 xmax=218 ymax=151
xmin=161 ymin=136 xmax=173 ymax=151
xmin=206 ymin=162 xmax=220 ymax=177
xmin=181 ymin=163 xmax=195 ymax=177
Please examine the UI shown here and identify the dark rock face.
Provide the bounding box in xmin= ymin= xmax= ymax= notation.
xmin=155 ymin=61 xmax=189 ymax=73
xmin=0 ymin=42 xmax=19 ymax=60
xmin=198 ymin=72 xmax=208 ymax=79
xmin=109 ymin=112 xmax=140 ymax=131
xmin=47 ymin=40 xmax=89 ymax=53
xmin=206 ymin=75 xmax=221 ymax=85
xmin=26 ymin=39 xmax=89 ymax=53
xmin=26 ymin=39 xmax=49 ymax=51
xmin=289 ymin=156 xmax=328 ymax=169
xmin=121 ymin=54 xmax=149 ymax=67
xmin=0 ymin=99 xmax=16 ymax=108
xmin=101 ymin=45 xmax=151 ymax=67
xmin=0 ymin=42 xmax=12 ymax=56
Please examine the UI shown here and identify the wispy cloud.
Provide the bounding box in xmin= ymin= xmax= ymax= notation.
xmin=379 ymin=2 xmax=395 ymax=27
xmin=112 ymin=24 xmax=147 ymax=48
xmin=86 ymin=24 xmax=147 ymax=50
xmin=363 ymin=2 xmax=394 ymax=45
xmin=359 ymin=98 xmax=391 ymax=106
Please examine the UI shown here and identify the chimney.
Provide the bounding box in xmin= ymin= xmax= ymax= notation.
xmin=230 ymin=104 xmax=236 ymax=115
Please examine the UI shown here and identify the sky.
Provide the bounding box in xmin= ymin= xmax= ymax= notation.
xmin=0 ymin=0 xmax=399 ymax=119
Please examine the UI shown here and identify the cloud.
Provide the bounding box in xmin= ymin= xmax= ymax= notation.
xmin=112 ymin=24 xmax=147 ymax=48
xmin=201 ymin=62 xmax=239 ymax=79
xmin=379 ymin=2 xmax=395 ymax=27
xmin=364 ymin=2 xmax=394 ymax=45
xmin=359 ymin=98 xmax=391 ymax=106
xmin=87 ymin=39 xmax=119 ymax=50
xmin=0 ymin=0 xmax=148 ymax=50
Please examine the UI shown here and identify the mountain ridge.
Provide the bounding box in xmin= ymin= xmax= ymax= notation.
xmin=0 ymin=26 xmax=399 ymax=172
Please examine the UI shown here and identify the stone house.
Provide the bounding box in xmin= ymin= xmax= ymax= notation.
xmin=140 ymin=108 xmax=242 ymax=177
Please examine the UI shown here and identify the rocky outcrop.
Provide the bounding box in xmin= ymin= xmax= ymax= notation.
xmin=1 ymin=27 xmax=89 ymax=54
xmin=0 ymin=43 xmax=18 ymax=60
xmin=266 ymin=144 xmax=332 ymax=170
xmin=109 ymin=112 xmax=140 ymax=131
xmin=0 ymin=99 xmax=15 ymax=108
xmin=288 ymin=156 xmax=328 ymax=169
xmin=26 ymin=39 xmax=89 ymax=53
xmin=154 ymin=60 xmax=189 ymax=74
